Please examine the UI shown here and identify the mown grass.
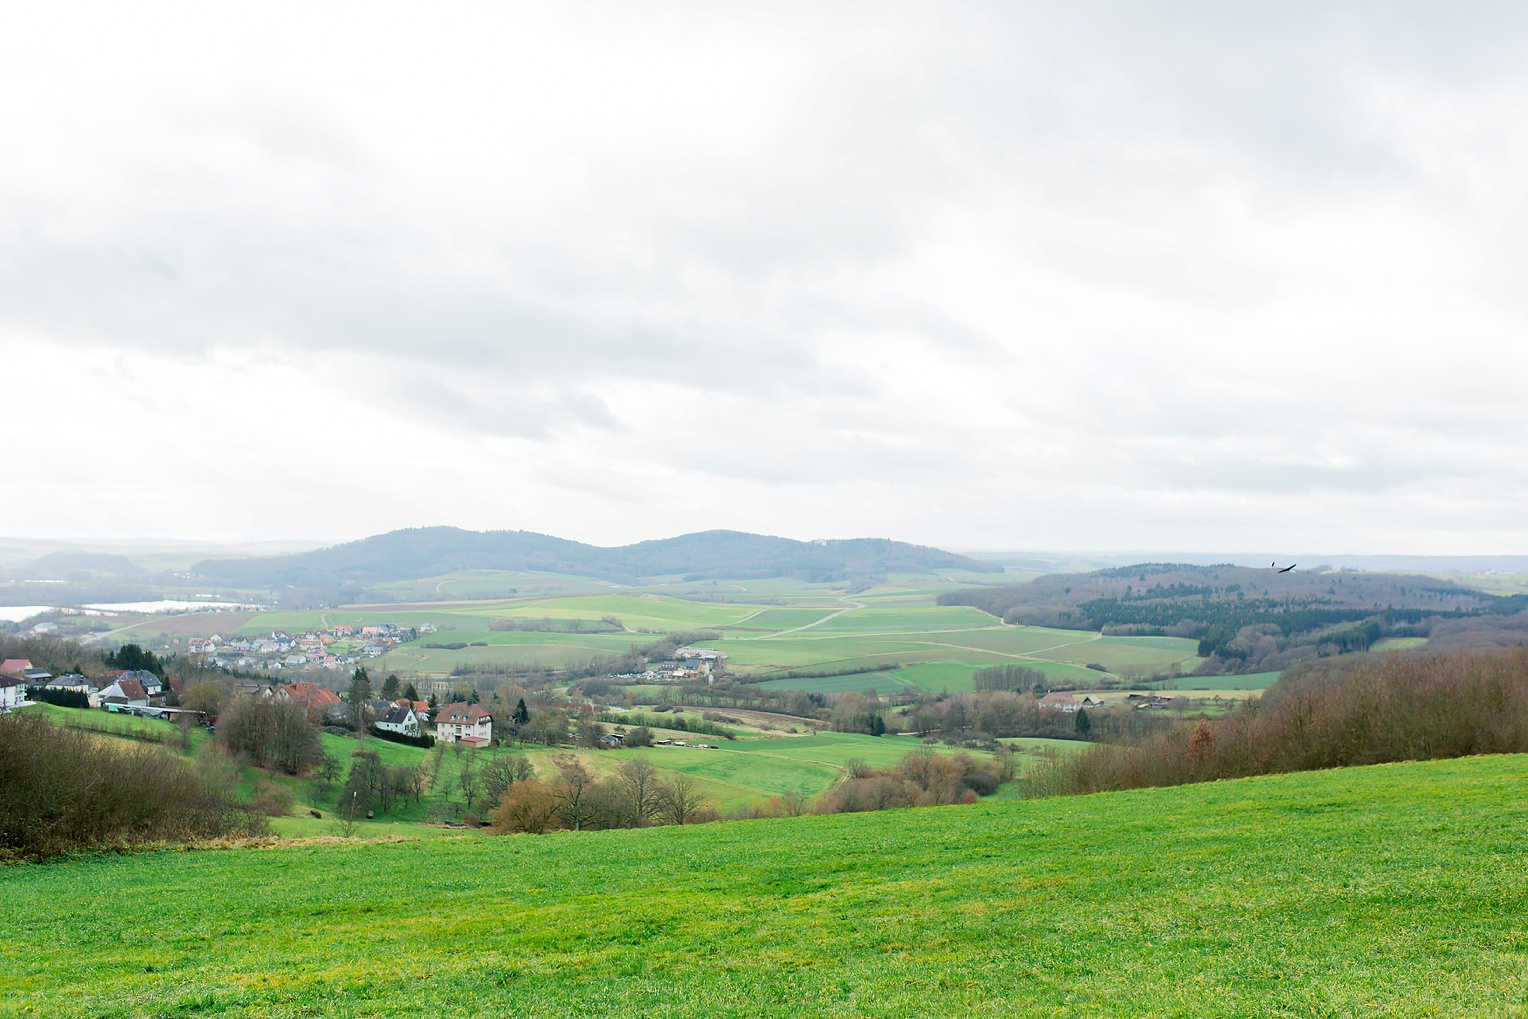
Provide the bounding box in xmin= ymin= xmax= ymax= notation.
xmin=2 ymin=755 xmax=1524 ymax=1017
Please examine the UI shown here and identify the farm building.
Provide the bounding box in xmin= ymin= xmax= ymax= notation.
xmin=1038 ymin=692 xmax=1079 ymax=712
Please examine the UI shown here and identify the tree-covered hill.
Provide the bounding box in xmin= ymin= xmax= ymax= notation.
xmin=940 ymin=562 xmax=1527 ymax=672
xmin=190 ymin=527 xmax=1002 ymax=591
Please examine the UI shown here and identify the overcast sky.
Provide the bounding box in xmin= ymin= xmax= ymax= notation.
xmin=4 ymin=2 xmax=1527 ymax=554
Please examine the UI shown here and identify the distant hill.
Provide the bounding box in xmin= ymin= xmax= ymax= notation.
xmin=190 ymin=527 xmax=1003 ymax=590
xmin=13 ymin=552 xmax=149 ymax=581
xmin=940 ymin=562 xmax=1527 ymax=674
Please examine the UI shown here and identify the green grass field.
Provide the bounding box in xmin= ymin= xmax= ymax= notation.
xmin=96 ymin=572 xmax=1223 ymax=686
xmin=1372 ymin=636 xmax=1430 ymax=652
xmin=3 ymin=755 xmax=1523 ymax=1016
xmin=1157 ymin=670 xmax=1283 ymax=691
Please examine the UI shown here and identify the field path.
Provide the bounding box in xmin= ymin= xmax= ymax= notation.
xmin=898 ymin=630 xmax=1101 ymax=662
xmin=744 ymin=596 xmax=866 ymax=640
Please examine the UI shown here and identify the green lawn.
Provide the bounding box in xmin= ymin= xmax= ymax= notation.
xmin=3 ymin=755 xmax=1524 ymax=1016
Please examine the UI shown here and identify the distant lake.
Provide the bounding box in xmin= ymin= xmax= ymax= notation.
xmin=0 ymin=605 xmax=55 ymax=623
xmin=0 ymin=600 xmax=267 ymax=623
xmin=81 ymin=600 xmax=267 ymax=614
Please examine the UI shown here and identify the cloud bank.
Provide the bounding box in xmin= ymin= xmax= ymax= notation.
xmin=3 ymin=1 xmax=1526 ymax=552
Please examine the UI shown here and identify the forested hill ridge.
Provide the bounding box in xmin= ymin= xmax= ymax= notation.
xmin=191 ymin=527 xmax=1003 ymax=590
xmin=940 ymin=563 xmax=1528 ymax=673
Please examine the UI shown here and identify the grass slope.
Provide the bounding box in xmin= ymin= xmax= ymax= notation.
xmin=3 ymin=756 xmax=1524 ymax=1017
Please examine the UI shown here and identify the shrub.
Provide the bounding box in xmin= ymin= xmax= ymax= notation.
xmin=250 ymin=779 xmax=296 ymax=817
xmin=491 ymin=779 xmax=563 ymax=834
xmin=0 ymin=713 xmax=265 ymax=859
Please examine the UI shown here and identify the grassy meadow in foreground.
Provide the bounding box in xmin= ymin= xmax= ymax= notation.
xmin=2 ymin=755 xmax=1524 ymax=1017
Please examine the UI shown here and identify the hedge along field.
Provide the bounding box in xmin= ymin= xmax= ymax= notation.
xmin=3 ymin=755 xmax=1524 ymax=1018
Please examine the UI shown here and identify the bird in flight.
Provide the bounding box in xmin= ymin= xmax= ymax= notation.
xmin=1271 ymin=563 xmax=1297 ymax=573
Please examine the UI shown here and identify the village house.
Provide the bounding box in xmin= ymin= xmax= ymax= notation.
xmin=390 ymin=698 xmax=430 ymax=723
xmin=1037 ymin=691 xmax=1079 ymax=712
xmin=376 ymin=702 xmax=421 ymax=737
xmin=277 ymin=681 xmax=347 ymax=721
xmin=434 ymin=703 xmax=492 ymax=743
xmin=0 ymin=675 xmax=29 ymax=712
xmin=99 ymin=678 xmax=150 ymax=711
xmin=86 ymin=671 xmax=161 ymax=708
xmin=45 ymin=674 xmax=92 ymax=696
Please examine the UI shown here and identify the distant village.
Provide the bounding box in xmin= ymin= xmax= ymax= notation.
xmin=0 ymin=655 xmax=493 ymax=746
xmin=185 ymin=622 xmax=434 ymax=672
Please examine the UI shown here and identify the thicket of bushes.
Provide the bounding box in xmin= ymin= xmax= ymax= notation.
xmin=1026 ymin=647 xmax=1528 ymax=797
xmin=0 ymin=713 xmax=265 ymax=859
xmin=817 ymin=749 xmax=1008 ymax=813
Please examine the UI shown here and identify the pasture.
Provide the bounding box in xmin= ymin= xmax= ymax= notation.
xmin=3 ymin=755 xmax=1523 ymax=1016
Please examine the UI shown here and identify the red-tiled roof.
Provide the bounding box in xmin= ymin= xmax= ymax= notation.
xmin=117 ymin=679 xmax=147 ymax=701
xmin=0 ymin=659 xmax=33 ymax=676
xmin=435 ymin=703 xmax=490 ymax=725
xmin=282 ymin=682 xmax=343 ymax=708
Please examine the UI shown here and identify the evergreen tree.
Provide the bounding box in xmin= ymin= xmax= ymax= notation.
xmin=105 ymin=643 xmax=163 ymax=676
xmin=513 ymin=698 xmax=530 ymax=725
xmin=404 ymin=682 xmax=420 ymax=702
xmin=348 ymin=669 xmax=373 ymax=733
xmin=1074 ymin=707 xmax=1092 ymax=736
xmin=381 ymin=674 xmax=400 ymax=700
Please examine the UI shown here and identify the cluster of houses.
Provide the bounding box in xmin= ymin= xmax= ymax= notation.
xmin=1036 ymin=691 xmax=1178 ymax=712
xmin=185 ymin=623 xmax=416 ymax=673
xmin=10 ymin=658 xmax=191 ymax=713
xmin=261 ymin=682 xmax=491 ymax=745
xmin=646 ymin=647 xmax=728 ymax=682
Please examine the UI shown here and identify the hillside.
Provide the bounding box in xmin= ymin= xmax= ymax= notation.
xmin=189 ymin=527 xmax=1003 ymax=591
xmin=941 ymin=562 xmax=1526 ymax=671
xmin=3 ymin=755 xmax=1523 ymax=1016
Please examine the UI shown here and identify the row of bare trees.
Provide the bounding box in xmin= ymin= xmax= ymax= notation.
xmin=1025 ymin=646 xmax=1528 ymax=797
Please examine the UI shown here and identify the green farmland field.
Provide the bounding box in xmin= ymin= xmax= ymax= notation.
xmin=3 ymin=755 xmax=1524 ymax=1016
xmin=98 ymin=572 xmax=1224 ymax=685
xmin=1158 ymin=670 xmax=1284 ymax=691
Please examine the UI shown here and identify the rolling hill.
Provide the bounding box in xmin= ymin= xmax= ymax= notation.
xmin=3 ymin=754 xmax=1522 ymax=1016
xmin=189 ymin=527 xmax=1003 ymax=590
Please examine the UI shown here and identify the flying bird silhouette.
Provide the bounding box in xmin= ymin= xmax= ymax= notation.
xmin=1275 ymin=564 xmax=1297 ymax=573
